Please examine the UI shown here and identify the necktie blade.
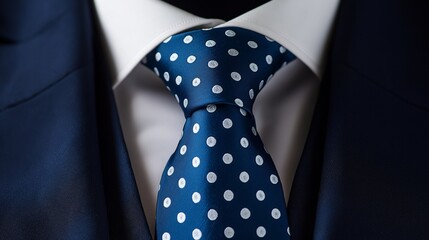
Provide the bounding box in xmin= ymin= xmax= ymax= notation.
xmin=142 ymin=27 xmax=296 ymax=240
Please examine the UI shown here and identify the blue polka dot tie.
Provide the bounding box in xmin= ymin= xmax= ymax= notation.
xmin=142 ymin=27 xmax=296 ymax=240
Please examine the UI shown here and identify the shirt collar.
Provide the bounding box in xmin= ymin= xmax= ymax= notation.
xmin=94 ymin=0 xmax=223 ymax=87
xmin=94 ymin=0 xmax=339 ymax=87
xmin=220 ymin=0 xmax=340 ymax=78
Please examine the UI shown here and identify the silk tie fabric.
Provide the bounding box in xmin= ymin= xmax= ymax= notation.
xmin=142 ymin=27 xmax=296 ymax=239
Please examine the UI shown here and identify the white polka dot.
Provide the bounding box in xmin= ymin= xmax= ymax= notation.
xmin=248 ymin=41 xmax=258 ymax=48
xmin=192 ymin=157 xmax=200 ymax=167
xmin=235 ymin=98 xmax=244 ymax=107
xmin=223 ymin=153 xmax=233 ymax=164
xmin=141 ymin=57 xmax=147 ymax=64
xmin=240 ymin=108 xmax=247 ymax=116
xmin=265 ymin=36 xmax=274 ymax=42
xmin=183 ymin=98 xmax=188 ymax=108
xmin=192 ymin=192 xmax=201 ymax=203
xmin=228 ymin=49 xmax=239 ymax=56
xmin=167 ymin=166 xmax=174 ymax=176
xmin=166 ymin=86 xmax=171 ymax=92
xmin=267 ymin=74 xmax=274 ymax=82
xmin=192 ymin=229 xmax=202 ymax=240
xmin=206 ymin=104 xmax=217 ymax=113
xmin=270 ymin=174 xmax=279 ymax=184
xmin=163 ymin=197 xmax=171 ymax=208
xmin=231 ymin=72 xmax=241 ymax=81
xmin=155 ymin=52 xmax=161 ymax=61
xmin=250 ymin=63 xmax=258 ymax=72
xmin=207 ymin=209 xmax=218 ymax=221
xmin=206 ymin=136 xmax=216 ymax=147
xmin=223 ymin=190 xmax=234 ymax=201
xmin=271 ymin=208 xmax=281 ymax=219
xmin=252 ymin=126 xmax=257 ymax=136
xmin=259 ymin=82 xmax=267 ymax=93
xmin=205 ymin=40 xmax=216 ymax=47
xmin=207 ymin=172 xmax=217 ymax=183
xmin=224 ymin=227 xmax=235 ymax=238
xmin=162 ymin=232 xmax=171 ymax=240
xmin=256 ymin=190 xmax=265 ymax=201
xmin=193 ymin=123 xmax=200 ymax=133
xmin=153 ymin=67 xmax=159 ymax=76
xmin=170 ymin=53 xmax=178 ymax=61
xmin=180 ymin=145 xmax=187 ymax=155
xmin=177 ymin=212 xmax=186 ymax=223
xmin=249 ymin=89 xmax=254 ymax=99
xmin=178 ymin=178 xmax=186 ymax=188
xmin=175 ymin=75 xmax=182 ymax=85
xmin=240 ymin=137 xmax=249 ymax=148
xmin=255 ymin=155 xmax=264 ymax=165
xmin=163 ymin=36 xmax=172 ymax=43
xmin=280 ymin=46 xmax=287 ymax=53
xmin=163 ymin=72 xmax=170 ymax=81
xmin=240 ymin=208 xmax=251 ymax=219
xmin=208 ymin=60 xmax=218 ymax=68
xmin=192 ymin=78 xmax=201 ymax=86
xmin=225 ymin=30 xmax=236 ymax=37
xmin=212 ymin=85 xmax=223 ymax=94
xmin=222 ymin=118 xmax=233 ymax=129
xmin=187 ymin=55 xmax=196 ymax=63
xmin=256 ymin=226 xmax=266 ymax=237
xmin=287 ymin=227 xmax=291 ymax=236
xmin=266 ymin=55 xmax=273 ymax=64
xmin=239 ymin=171 xmax=250 ymax=183
xmin=183 ymin=35 xmax=193 ymax=44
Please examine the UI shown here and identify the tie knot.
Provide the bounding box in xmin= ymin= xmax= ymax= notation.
xmin=143 ymin=27 xmax=296 ymax=117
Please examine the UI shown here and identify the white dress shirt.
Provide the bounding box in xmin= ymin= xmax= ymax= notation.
xmin=94 ymin=0 xmax=339 ymax=235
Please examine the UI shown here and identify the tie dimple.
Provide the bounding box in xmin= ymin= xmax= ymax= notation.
xmin=143 ymin=27 xmax=296 ymax=240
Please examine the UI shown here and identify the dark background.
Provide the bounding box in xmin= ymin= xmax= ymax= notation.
xmin=163 ymin=0 xmax=269 ymax=20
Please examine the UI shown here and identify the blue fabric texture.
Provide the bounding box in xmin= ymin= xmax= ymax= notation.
xmin=288 ymin=0 xmax=429 ymax=239
xmin=143 ymin=27 xmax=296 ymax=239
xmin=0 ymin=1 xmax=151 ymax=239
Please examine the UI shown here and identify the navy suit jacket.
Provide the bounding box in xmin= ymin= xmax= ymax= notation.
xmin=288 ymin=0 xmax=429 ymax=239
xmin=1 ymin=0 xmax=429 ymax=239
xmin=0 ymin=1 xmax=150 ymax=239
